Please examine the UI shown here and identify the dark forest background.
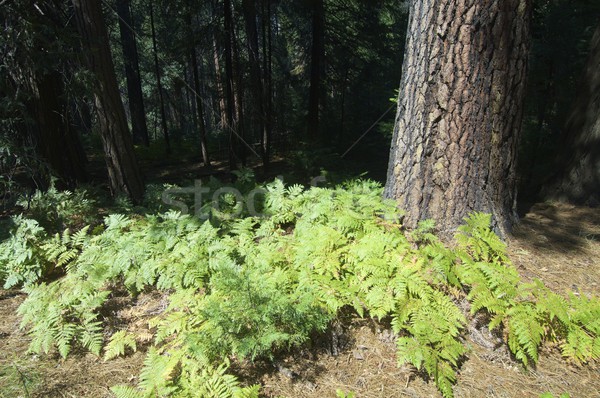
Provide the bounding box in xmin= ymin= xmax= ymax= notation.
xmin=1 ymin=0 xmax=599 ymax=208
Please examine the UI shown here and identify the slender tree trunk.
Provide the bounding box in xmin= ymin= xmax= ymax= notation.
xmin=338 ymin=65 xmax=349 ymax=144
xmin=149 ymin=0 xmax=170 ymax=154
xmin=72 ymin=0 xmax=144 ymax=203
xmin=242 ymin=0 xmax=267 ymax=167
xmin=190 ymin=47 xmax=211 ymax=167
xmin=212 ymin=31 xmax=228 ymax=133
xmin=224 ymin=0 xmax=240 ymax=169
xmin=384 ymin=0 xmax=532 ymax=237
xmin=543 ymin=22 xmax=600 ymax=206
xmin=115 ymin=0 xmax=149 ymax=146
xmin=307 ymin=0 xmax=324 ymax=142
xmin=185 ymin=5 xmax=211 ymax=167
xmin=231 ymin=19 xmax=246 ymax=166
xmin=261 ymin=0 xmax=273 ymax=169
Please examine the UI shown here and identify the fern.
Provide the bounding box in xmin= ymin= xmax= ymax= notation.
xmin=104 ymin=331 xmax=138 ymax=360
xmin=10 ymin=182 xmax=600 ymax=398
xmin=18 ymin=277 xmax=109 ymax=358
xmin=0 ymin=216 xmax=50 ymax=288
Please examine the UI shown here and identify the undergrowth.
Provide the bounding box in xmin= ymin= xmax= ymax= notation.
xmin=0 ymin=176 xmax=599 ymax=398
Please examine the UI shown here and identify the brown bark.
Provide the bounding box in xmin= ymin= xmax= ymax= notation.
xmin=543 ymin=23 xmax=600 ymax=206
xmin=115 ymin=0 xmax=149 ymax=146
xmin=72 ymin=0 xmax=144 ymax=203
xmin=384 ymin=0 xmax=532 ymax=237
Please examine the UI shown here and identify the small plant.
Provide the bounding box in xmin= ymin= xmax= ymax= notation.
xmin=17 ymin=184 xmax=96 ymax=232
xmin=539 ymin=393 xmax=570 ymax=398
xmin=0 ymin=216 xmax=49 ymax=288
xmin=104 ymin=330 xmax=138 ymax=360
xmin=0 ymin=359 xmax=42 ymax=398
xmin=336 ymin=389 xmax=356 ymax=398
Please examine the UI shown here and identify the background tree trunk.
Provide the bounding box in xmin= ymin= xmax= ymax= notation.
xmin=242 ymin=0 xmax=268 ymax=167
xmin=261 ymin=0 xmax=273 ymax=170
xmin=72 ymin=0 xmax=144 ymax=203
xmin=543 ymin=22 xmax=600 ymax=206
xmin=384 ymin=0 xmax=532 ymax=237
xmin=149 ymin=0 xmax=170 ymax=154
xmin=186 ymin=2 xmax=211 ymax=167
xmin=190 ymin=48 xmax=211 ymax=167
xmin=115 ymin=0 xmax=149 ymax=147
xmin=307 ymin=0 xmax=324 ymax=142
xmin=224 ymin=0 xmax=241 ymax=169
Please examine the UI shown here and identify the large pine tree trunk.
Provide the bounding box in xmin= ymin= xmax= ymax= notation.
xmin=115 ymin=0 xmax=149 ymax=146
xmin=543 ymin=23 xmax=600 ymax=206
xmin=384 ymin=0 xmax=532 ymax=237
xmin=72 ymin=0 xmax=144 ymax=203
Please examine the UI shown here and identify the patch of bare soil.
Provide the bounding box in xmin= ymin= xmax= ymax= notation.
xmin=510 ymin=202 xmax=600 ymax=297
xmin=1 ymin=202 xmax=599 ymax=398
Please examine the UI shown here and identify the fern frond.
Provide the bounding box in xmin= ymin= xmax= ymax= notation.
xmin=104 ymin=330 xmax=138 ymax=361
xmin=110 ymin=385 xmax=144 ymax=398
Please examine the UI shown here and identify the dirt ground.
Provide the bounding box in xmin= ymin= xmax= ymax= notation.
xmin=1 ymin=202 xmax=599 ymax=398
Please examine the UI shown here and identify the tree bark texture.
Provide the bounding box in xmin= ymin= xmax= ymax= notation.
xmin=543 ymin=22 xmax=600 ymax=206
xmin=72 ymin=0 xmax=144 ymax=203
xmin=116 ymin=0 xmax=149 ymax=146
xmin=384 ymin=0 xmax=532 ymax=237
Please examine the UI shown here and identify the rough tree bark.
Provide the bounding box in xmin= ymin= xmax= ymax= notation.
xmin=384 ymin=0 xmax=532 ymax=237
xmin=115 ymin=0 xmax=149 ymax=146
xmin=543 ymin=22 xmax=600 ymax=206
xmin=72 ymin=0 xmax=144 ymax=203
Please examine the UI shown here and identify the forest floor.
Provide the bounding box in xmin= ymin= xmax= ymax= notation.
xmin=1 ymin=202 xmax=599 ymax=398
